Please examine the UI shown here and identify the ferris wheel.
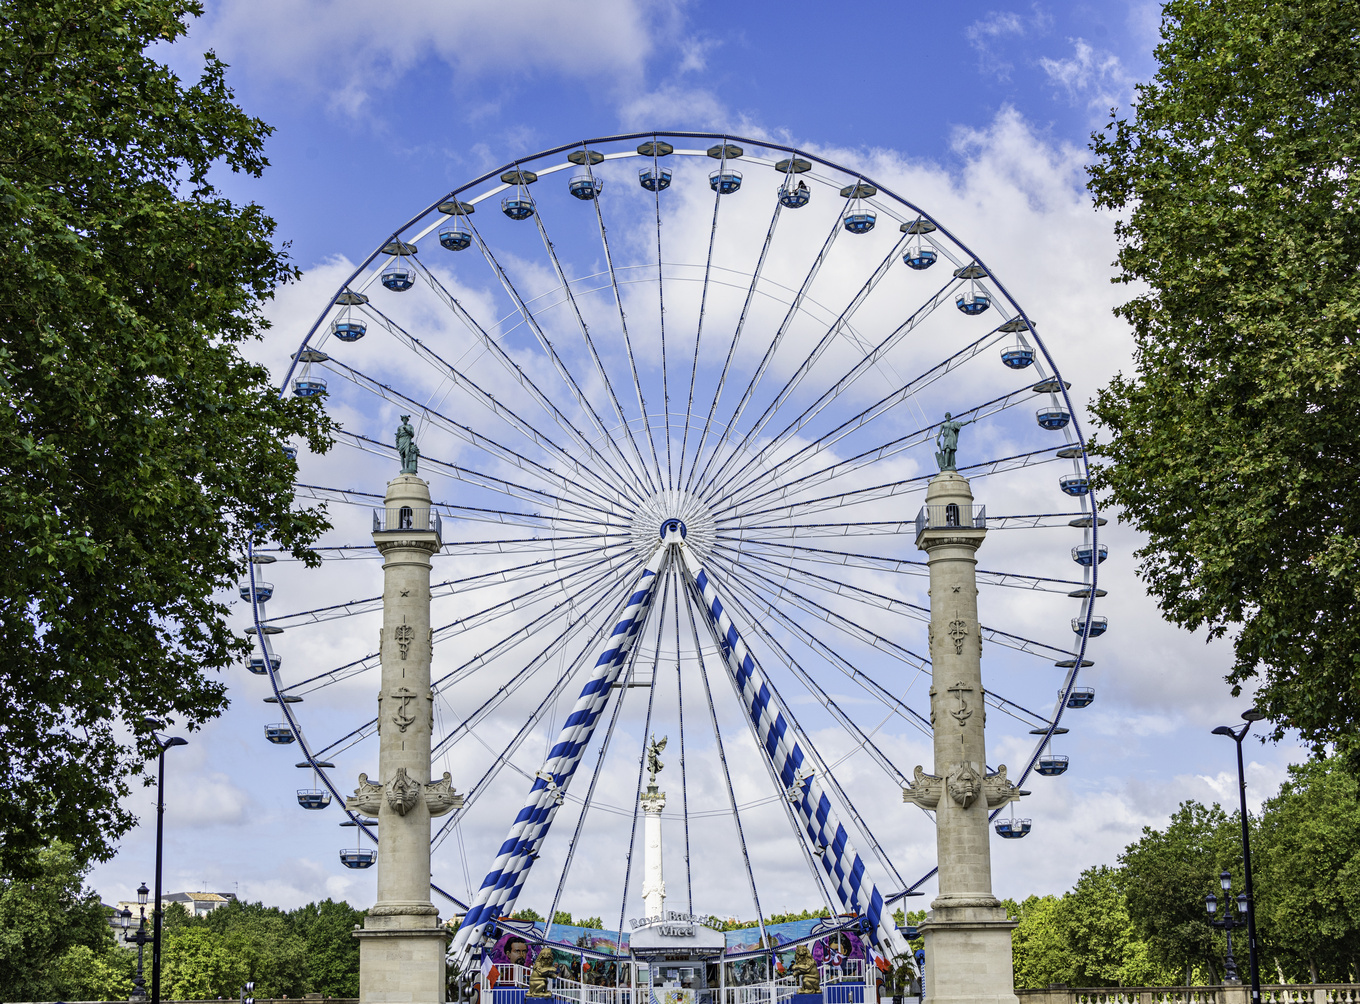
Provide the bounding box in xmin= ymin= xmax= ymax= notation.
xmin=243 ymin=132 xmax=1104 ymax=951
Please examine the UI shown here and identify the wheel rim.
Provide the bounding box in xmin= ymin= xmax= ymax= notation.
xmin=245 ymin=131 xmax=1103 ymax=942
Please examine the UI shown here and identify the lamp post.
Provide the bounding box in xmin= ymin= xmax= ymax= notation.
xmin=142 ymin=719 xmax=188 ymax=1004
xmin=1211 ymin=709 xmax=1264 ymax=1004
xmin=1205 ymin=870 xmax=1249 ymax=983
xmin=121 ymin=882 xmax=153 ymax=999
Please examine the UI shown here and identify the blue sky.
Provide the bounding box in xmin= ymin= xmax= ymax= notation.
xmin=88 ymin=0 xmax=1308 ymax=928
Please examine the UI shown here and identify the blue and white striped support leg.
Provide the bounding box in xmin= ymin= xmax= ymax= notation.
xmin=675 ymin=542 xmax=907 ymax=955
xmin=452 ymin=543 xmax=669 ymax=957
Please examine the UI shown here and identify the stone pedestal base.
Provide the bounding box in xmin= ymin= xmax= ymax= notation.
xmin=920 ymin=902 xmax=1019 ymax=1004
xmin=355 ymin=916 xmax=449 ymax=1004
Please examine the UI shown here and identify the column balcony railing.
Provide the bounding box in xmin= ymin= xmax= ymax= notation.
xmin=914 ymin=503 xmax=986 ymax=538
xmin=372 ymin=506 xmax=443 ymax=539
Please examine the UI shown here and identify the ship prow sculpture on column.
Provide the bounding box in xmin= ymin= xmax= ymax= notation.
xmin=903 ymin=416 xmax=1021 ymax=1004
xmin=349 ymin=421 xmax=463 ymax=1004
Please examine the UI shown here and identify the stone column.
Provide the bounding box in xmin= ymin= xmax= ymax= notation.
xmin=904 ymin=472 xmax=1020 ymax=1004
xmin=349 ymin=473 xmax=461 ymax=1004
xmin=640 ymin=782 xmax=666 ymax=919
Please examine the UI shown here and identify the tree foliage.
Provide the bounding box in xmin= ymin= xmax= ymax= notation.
xmin=0 ymin=842 xmax=129 ymax=1001
xmin=1086 ymin=0 xmax=1360 ymax=748
xmin=1007 ymin=870 xmax=1172 ymax=989
xmin=1119 ymin=801 xmax=1238 ymax=984
xmin=161 ymin=897 xmax=365 ymax=998
xmin=0 ymin=0 xmax=332 ymax=874
xmin=1254 ymin=757 xmax=1360 ymax=981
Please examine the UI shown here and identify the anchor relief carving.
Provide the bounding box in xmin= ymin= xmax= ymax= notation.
xmin=947 ymin=679 xmax=973 ymax=726
xmin=391 ymin=686 xmax=418 ymax=732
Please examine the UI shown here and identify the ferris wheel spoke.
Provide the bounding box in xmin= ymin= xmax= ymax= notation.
xmin=726 ymin=544 xmax=1078 ymax=664
xmin=451 ymin=216 xmax=655 ymax=501
xmin=432 ymin=572 xmax=643 ymax=850
xmin=355 ymin=297 xmax=639 ymax=508
xmin=528 ymin=205 xmax=661 ymax=495
xmin=710 ymin=544 xmax=931 ymax=670
xmin=679 ymin=191 xmax=785 ymax=494
xmin=723 ymin=549 xmax=1063 ymax=739
xmin=694 ymin=232 xmax=912 ymax=502
xmin=714 ymin=383 xmax=1050 ymax=519
xmin=705 ymin=279 xmax=973 ymax=511
xmin=281 ymin=549 xmax=636 ymax=697
xmin=651 ymin=154 xmax=674 ymax=491
xmin=320 ymin=356 xmax=627 ymax=513
xmin=334 ymin=431 xmax=620 ymax=521
xmin=669 ymin=568 xmax=695 ymax=912
xmin=726 ymin=538 xmax=1088 ymax=594
xmin=718 ymin=447 xmax=1062 ymax=527
xmin=430 ymin=561 xmax=643 ymax=761
xmin=684 ymin=197 xmax=848 ymax=496
xmin=698 ymin=564 xmax=908 ymax=890
xmin=264 ymin=550 xmax=609 ymax=630
xmin=704 ymin=549 xmax=932 ymax=735
xmin=290 ymin=482 xmax=620 ymax=533
xmin=701 ymin=557 xmax=910 ymax=792
xmin=251 ymin=545 xmax=381 ymax=561
xmin=710 ymin=332 xmax=1018 ymax=513
xmin=674 ymin=151 xmax=729 ymax=494
xmin=440 ymin=533 xmax=630 ymax=555
xmin=581 ymin=157 xmax=667 ymax=490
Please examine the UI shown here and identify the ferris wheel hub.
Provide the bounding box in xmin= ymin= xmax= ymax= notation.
xmin=630 ymin=490 xmax=714 ymax=562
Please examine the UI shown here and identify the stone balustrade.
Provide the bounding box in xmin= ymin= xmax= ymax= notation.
xmin=1015 ymin=985 xmax=1360 ymax=1004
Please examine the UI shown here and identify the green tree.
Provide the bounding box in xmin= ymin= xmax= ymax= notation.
xmin=291 ymin=898 xmax=365 ymax=997
xmin=1254 ymin=757 xmax=1360 ymax=982
xmin=1007 ymin=895 xmax=1066 ymax=989
xmin=0 ymin=0 xmax=332 ymax=874
xmin=161 ymin=926 xmax=250 ymax=1000
xmin=1060 ymin=866 xmax=1168 ymax=987
xmin=514 ymin=907 xmax=545 ymax=922
xmin=1118 ymin=801 xmax=1236 ymax=984
xmin=0 ymin=842 xmax=119 ymax=1001
xmin=1086 ymin=0 xmax=1360 ymax=750
xmin=48 ymin=942 xmax=137 ymax=1001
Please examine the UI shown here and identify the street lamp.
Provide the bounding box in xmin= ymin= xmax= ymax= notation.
xmin=1211 ymin=709 xmax=1265 ymax=1004
xmin=142 ymin=720 xmax=188 ymax=1004
xmin=1205 ymin=870 xmax=1249 ymax=983
xmin=121 ymin=882 xmax=153 ymax=999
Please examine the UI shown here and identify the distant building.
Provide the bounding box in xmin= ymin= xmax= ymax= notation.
xmin=112 ymin=891 xmax=237 ymax=920
xmin=163 ymin=891 xmax=236 ymax=916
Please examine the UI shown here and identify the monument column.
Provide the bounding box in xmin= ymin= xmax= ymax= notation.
xmin=350 ymin=421 xmax=462 ymax=1004
xmin=640 ymin=736 xmax=668 ymax=919
xmin=904 ymin=463 xmax=1020 ymax=1004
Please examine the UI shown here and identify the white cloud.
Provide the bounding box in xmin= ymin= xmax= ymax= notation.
xmin=677 ymin=36 xmax=722 ymax=75
xmin=197 ymin=0 xmax=669 ymax=118
xmin=965 ymin=6 xmax=1054 ymax=80
xmin=1040 ymin=39 xmax=1135 ymax=111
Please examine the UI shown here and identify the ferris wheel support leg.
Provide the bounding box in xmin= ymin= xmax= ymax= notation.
xmin=904 ymin=471 xmax=1020 ymax=1004
xmin=350 ymin=470 xmax=463 ymax=1004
